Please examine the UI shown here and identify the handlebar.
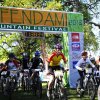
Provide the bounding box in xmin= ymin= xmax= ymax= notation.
xmin=24 ymin=69 xmax=29 ymax=72
xmin=32 ymin=69 xmax=42 ymax=72
xmin=64 ymin=68 xmax=69 ymax=71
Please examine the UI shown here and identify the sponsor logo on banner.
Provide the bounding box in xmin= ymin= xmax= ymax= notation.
xmin=72 ymin=61 xmax=78 ymax=69
xmin=71 ymin=33 xmax=80 ymax=42
xmin=72 ymin=52 xmax=81 ymax=60
xmin=72 ymin=43 xmax=80 ymax=51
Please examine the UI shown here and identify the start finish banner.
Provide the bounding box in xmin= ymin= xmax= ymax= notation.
xmin=68 ymin=32 xmax=84 ymax=88
xmin=0 ymin=7 xmax=83 ymax=32
xmin=0 ymin=7 xmax=84 ymax=88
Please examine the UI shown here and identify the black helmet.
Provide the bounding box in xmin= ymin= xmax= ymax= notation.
xmin=90 ymin=57 xmax=95 ymax=62
xmin=8 ymin=53 xmax=15 ymax=58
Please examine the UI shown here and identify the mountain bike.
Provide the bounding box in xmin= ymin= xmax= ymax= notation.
xmin=31 ymin=69 xmax=43 ymax=98
xmin=47 ymin=70 xmax=67 ymax=100
xmin=94 ymin=70 xmax=100 ymax=88
xmin=76 ymin=66 xmax=97 ymax=100
xmin=94 ymin=70 xmax=100 ymax=99
xmin=0 ymin=71 xmax=8 ymax=93
xmin=3 ymin=68 xmax=19 ymax=100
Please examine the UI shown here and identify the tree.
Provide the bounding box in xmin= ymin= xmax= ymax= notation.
xmin=62 ymin=0 xmax=99 ymax=50
xmin=84 ymin=24 xmax=98 ymax=51
xmin=0 ymin=31 xmax=44 ymax=60
xmin=0 ymin=0 xmax=99 ymax=60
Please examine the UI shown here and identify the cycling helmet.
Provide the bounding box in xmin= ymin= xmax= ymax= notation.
xmin=54 ymin=43 xmax=63 ymax=50
xmin=90 ymin=57 xmax=95 ymax=61
xmin=35 ymin=50 xmax=40 ymax=56
xmin=90 ymin=57 xmax=96 ymax=64
xmin=81 ymin=51 xmax=88 ymax=56
xmin=8 ymin=53 xmax=15 ymax=58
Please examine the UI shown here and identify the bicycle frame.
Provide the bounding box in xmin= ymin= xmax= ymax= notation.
xmin=76 ymin=67 xmax=97 ymax=99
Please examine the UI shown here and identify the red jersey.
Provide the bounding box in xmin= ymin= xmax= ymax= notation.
xmin=48 ymin=51 xmax=67 ymax=66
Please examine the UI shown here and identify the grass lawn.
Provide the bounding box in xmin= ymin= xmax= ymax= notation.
xmin=0 ymin=83 xmax=98 ymax=100
xmin=68 ymin=88 xmax=98 ymax=100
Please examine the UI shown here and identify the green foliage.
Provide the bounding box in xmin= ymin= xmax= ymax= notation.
xmin=80 ymin=3 xmax=92 ymax=22
xmin=84 ymin=23 xmax=99 ymax=51
xmin=4 ymin=0 xmax=33 ymax=8
xmin=0 ymin=32 xmax=20 ymax=60
xmin=45 ymin=0 xmax=62 ymax=10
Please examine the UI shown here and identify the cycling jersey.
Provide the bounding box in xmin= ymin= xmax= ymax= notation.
xmin=75 ymin=58 xmax=95 ymax=70
xmin=48 ymin=51 xmax=66 ymax=67
xmin=5 ymin=59 xmax=20 ymax=70
xmin=22 ymin=56 xmax=29 ymax=69
xmin=31 ymin=57 xmax=43 ymax=69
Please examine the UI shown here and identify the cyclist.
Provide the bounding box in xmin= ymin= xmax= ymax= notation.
xmin=75 ymin=51 xmax=96 ymax=91
xmin=4 ymin=53 xmax=20 ymax=95
xmin=46 ymin=43 xmax=67 ymax=97
xmin=90 ymin=57 xmax=98 ymax=69
xmin=21 ymin=52 xmax=30 ymax=80
xmin=22 ymin=52 xmax=30 ymax=69
xmin=30 ymin=50 xmax=44 ymax=80
xmin=90 ymin=57 xmax=96 ymax=64
xmin=5 ymin=53 xmax=20 ymax=71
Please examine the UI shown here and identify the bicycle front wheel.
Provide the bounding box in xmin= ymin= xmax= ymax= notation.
xmin=87 ymin=78 xmax=96 ymax=100
xmin=36 ymin=81 xmax=42 ymax=98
